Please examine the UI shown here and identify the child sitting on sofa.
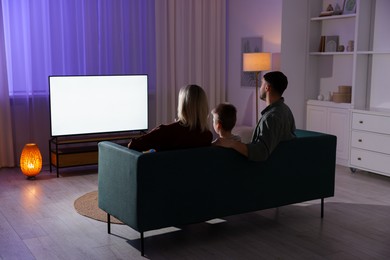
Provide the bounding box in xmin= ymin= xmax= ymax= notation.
xmin=211 ymin=103 xmax=241 ymax=142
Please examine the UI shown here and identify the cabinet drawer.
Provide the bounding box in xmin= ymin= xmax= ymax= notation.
xmin=352 ymin=113 xmax=390 ymax=134
xmin=350 ymin=148 xmax=390 ymax=176
xmin=351 ymin=131 xmax=390 ymax=154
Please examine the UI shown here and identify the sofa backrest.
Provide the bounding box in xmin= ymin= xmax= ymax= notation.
xmin=133 ymin=129 xmax=336 ymax=231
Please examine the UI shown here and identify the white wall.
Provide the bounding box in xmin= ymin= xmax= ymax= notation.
xmin=227 ymin=0 xmax=283 ymax=127
xmin=280 ymin=0 xmax=309 ymax=129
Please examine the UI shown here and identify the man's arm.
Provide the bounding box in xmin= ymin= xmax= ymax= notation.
xmin=213 ymin=138 xmax=248 ymax=157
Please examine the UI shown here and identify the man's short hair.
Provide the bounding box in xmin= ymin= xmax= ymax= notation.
xmin=263 ymin=71 xmax=288 ymax=96
xmin=212 ymin=103 xmax=237 ymax=131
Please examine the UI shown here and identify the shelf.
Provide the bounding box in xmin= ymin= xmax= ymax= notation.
xmin=352 ymin=108 xmax=390 ymax=116
xmin=309 ymin=52 xmax=354 ymax=55
xmin=49 ymin=132 xmax=143 ymax=177
xmin=356 ymin=51 xmax=390 ymax=55
xmin=309 ymin=51 xmax=390 ymax=56
xmin=310 ymin=14 xmax=356 ymax=21
xmin=51 ymin=131 xmax=142 ymax=145
xmin=307 ymin=99 xmax=353 ymax=109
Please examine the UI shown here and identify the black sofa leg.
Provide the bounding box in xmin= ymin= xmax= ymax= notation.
xmin=321 ymin=198 xmax=324 ymax=218
xmin=140 ymin=232 xmax=145 ymax=256
xmin=107 ymin=213 xmax=111 ymax=234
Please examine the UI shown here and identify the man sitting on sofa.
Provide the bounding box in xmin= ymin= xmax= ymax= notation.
xmin=214 ymin=71 xmax=296 ymax=161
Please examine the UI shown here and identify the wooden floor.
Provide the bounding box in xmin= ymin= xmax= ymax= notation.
xmin=1 ymin=165 xmax=390 ymax=260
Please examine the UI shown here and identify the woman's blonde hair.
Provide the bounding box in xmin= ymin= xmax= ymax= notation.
xmin=177 ymin=84 xmax=209 ymax=132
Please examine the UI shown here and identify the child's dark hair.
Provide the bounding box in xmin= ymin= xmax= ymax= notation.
xmin=212 ymin=103 xmax=237 ymax=131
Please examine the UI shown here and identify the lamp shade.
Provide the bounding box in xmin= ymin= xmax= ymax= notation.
xmin=243 ymin=52 xmax=272 ymax=72
xmin=20 ymin=143 xmax=42 ymax=178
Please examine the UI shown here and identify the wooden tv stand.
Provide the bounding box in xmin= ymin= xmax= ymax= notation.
xmin=49 ymin=132 xmax=143 ymax=177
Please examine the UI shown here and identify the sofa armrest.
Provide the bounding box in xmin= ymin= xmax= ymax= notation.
xmin=98 ymin=141 xmax=142 ymax=229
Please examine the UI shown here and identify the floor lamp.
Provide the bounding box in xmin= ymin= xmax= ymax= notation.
xmin=243 ymin=52 xmax=272 ymax=122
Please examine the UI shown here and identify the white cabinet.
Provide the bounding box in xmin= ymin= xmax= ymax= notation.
xmin=307 ymin=100 xmax=351 ymax=166
xmin=350 ymin=110 xmax=390 ymax=177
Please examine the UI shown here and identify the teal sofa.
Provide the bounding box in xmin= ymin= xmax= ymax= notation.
xmin=98 ymin=129 xmax=336 ymax=256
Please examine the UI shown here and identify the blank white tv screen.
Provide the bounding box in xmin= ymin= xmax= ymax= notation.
xmin=49 ymin=75 xmax=148 ymax=136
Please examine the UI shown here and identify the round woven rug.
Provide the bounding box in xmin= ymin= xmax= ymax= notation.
xmin=74 ymin=190 xmax=123 ymax=224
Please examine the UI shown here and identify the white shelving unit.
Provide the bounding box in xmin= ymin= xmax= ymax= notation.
xmin=305 ymin=0 xmax=390 ymax=175
xmin=304 ymin=0 xmax=364 ymax=166
xmin=282 ymin=0 xmax=390 ymax=172
xmin=349 ymin=0 xmax=390 ymax=177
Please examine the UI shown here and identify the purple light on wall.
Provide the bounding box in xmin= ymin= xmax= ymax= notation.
xmin=2 ymin=0 xmax=156 ymax=96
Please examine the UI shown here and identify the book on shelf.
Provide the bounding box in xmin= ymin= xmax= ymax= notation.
xmin=318 ymin=36 xmax=325 ymax=52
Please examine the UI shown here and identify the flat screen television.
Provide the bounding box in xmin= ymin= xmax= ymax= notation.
xmin=49 ymin=74 xmax=148 ymax=137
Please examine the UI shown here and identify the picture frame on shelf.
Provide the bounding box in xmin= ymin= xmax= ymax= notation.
xmin=324 ymin=36 xmax=339 ymax=52
xmin=343 ymin=0 xmax=356 ymax=14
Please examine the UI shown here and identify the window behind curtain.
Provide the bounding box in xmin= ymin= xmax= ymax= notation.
xmin=0 ymin=0 xmax=156 ymax=164
xmin=1 ymin=0 xmax=156 ymax=96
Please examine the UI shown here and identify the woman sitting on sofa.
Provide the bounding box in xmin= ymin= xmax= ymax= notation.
xmin=128 ymin=84 xmax=213 ymax=152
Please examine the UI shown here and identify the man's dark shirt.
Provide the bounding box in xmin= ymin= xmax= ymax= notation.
xmin=247 ymin=98 xmax=296 ymax=161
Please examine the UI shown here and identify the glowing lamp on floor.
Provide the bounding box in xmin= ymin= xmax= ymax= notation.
xmin=20 ymin=143 xmax=42 ymax=179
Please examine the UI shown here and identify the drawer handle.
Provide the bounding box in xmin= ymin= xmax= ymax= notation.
xmin=359 ymin=120 xmax=363 ymax=124
xmin=358 ymin=139 xmax=362 ymax=142
xmin=357 ymin=157 xmax=362 ymax=161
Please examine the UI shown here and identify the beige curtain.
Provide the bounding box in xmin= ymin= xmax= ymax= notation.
xmin=0 ymin=81 xmax=14 ymax=168
xmin=0 ymin=82 xmax=14 ymax=168
xmin=155 ymin=0 xmax=226 ymax=125
xmin=0 ymin=2 xmax=14 ymax=167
